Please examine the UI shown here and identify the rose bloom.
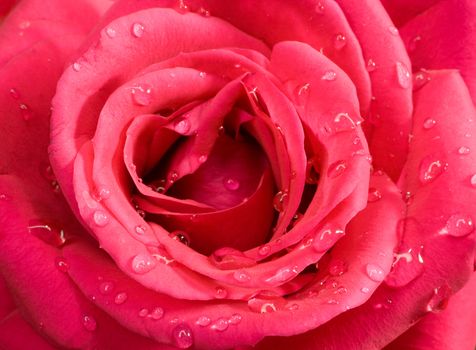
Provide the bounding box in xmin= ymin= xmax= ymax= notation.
xmin=1 ymin=0 xmax=475 ymax=349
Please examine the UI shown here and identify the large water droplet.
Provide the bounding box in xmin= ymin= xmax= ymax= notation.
xmin=248 ymin=291 xmax=287 ymax=313
xmin=99 ymin=281 xmax=115 ymax=295
xmin=419 ymin=156 xmax=447 ymax=184
xmin=366 ymin=263 xmax=385 ymax=282
xmin=169 ymin=230 xmax=190 ymax=246
xmin=334 ymin=34 xmax=347 ymax=50
xmin=210 ymin=318 xmax=229 ymax=332
xmin=93 ymin=210 xmax=109 ymax=227
xmin=273 ymin=190 xmax=289 ymax=212
xmin=423 ymin=118 xmax=436 ymax=130
xmin=223 ymin=178 xmax=240 ymax=191
xmin=28 ymin=219 xmax=66 ymax=247
xmin=265 ymin=265 xmax=299 ymax=284
xmin=439 ymin=214 xmax=474 ymax=237
xmin=82 ymin=315 xmax=97 ymax=331
xmin=131 ymin=254 xmax=156 ymax=274
xmin=174 ymin=118 xmax=191 ymax=134
xmin=385 ymin=245 xmax=424 ymax=288
xmin=131 ymin=84 xmax=153 ymax=106
xmin=327 ymin=160 xmax=347 ymax=178
xmin=131 ymin=23 xmax=145 ymax=38
xmin=172 ymin=323 xmax=193 ymax=349
xmin=210 ymin=247 xmax=256 ymax=269
xmin=114 ymin=292 xmax=128 ymax=305
xmin=312 ymin=226 xmax=345 ymax=252
xmin=395 ymin=61 xmax=411 ymax=89
xmin=426 ymin=284 xmax=451 ymax=313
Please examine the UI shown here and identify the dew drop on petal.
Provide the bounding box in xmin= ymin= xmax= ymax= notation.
xmin=321 ymin=70 xmax=337 ymax=81
xmin=228 ymin=313 xmax=242 ymax=325
xmin=174 ymin=118 xmax=191 ymax=134
xmin=131 ymin=23 xmax=144 ymax=38
xmin=395 ymin=61 xmax=411 ymax=89
xmin=329 ymin=259 xmax=348 ymax=276
xmin=413 ymin=70 xmax=431 ymax=91
xmin=99 ymin=281 xmax=114 ymax=295
xmin=248 ymin=291 xmax=287 ymax=313
xmin=135 ymin=225 xmax=147 ymax=235
xmin=131 ymin=84 xmax=153 ymax=106
xmin=198 ymin=155 xmax=207 ymax=164
xmin=131 ymin=254 xmax=156 ymax=274
xmin=426 ymin=284 xmax=451 ymax=313
xmin=195 ymin=316 xmax=211 ymax=327
xmin=9 ymin=88 xmax=20 ymax=99
xmin=440 ymin=214 xmax=474 ymax=237
xmin=105 ymin=27 xmax=116 ymax=38
xmin=83 ymin=315 xmax=97 ymax=331
xmin=55 ymin=257 xmax=69 ymax=272
xmin=312 ymin=226 xmax=345 ymax=252
xmin=210 ymin=318 xmax=229 ymax=332
xmin=138 ymin=308 xmax=149 ymax=317
xmin=28 ymin=219 xmax=66 ymax=247
xmin=265 ymin=265 xmax=299 ymax=284
xmin=361 ymin=287 xmax=370 ymax=294
xmin=148 ymin=307 xmax=164 ymax=320
xmin=388 ymin=26 xmax=399 ymax=36
xmin=457 ymin=146 xmax=470 ymax=155
xmin=334 ymin=33 xmax=347 ymax=50
xmin=258 ymin=244 xmax=271 ymax=256
xmin=223 ymin=178 xmax=240 ymax=191
xmin=366 ymin=263 xmax=385 ymax=282
xmin=172 ymin=323 xmax=194 ymax=349
xmin=273 ymin=190 xmax=289 ymax=212
xmin=72 ymin=62 xmax=81 ymax=72
xmin=114 ymin=292 xmax=128 ymax=305
xmin=327 ymin=160 xmax=347 ymax=178
xmin=470 ymin=174 xmax=476 ymax=188
xmin=19 ymin=103 xmax=32 ymax=121
xmin=93 ymin=210 xmax=109 ymax=227
xmin=233 ymin=270 xmax=251 ymax=283
xmin=366 ymin=59 xmax=376 ymax=72
xmin=215 ymin=286 xmax=228 ymax=299
xmin=169 ymin=230 xmax=190 ymax=246
xmin=419 ymin=156 xmax=447 ymax=185
xmin=423 ymin=118 xmax=436 ymax=130
xmin=315 ymin=2 xmax=325 ymax=13
xmin=367 ymin=187 xmax=382 ymax=203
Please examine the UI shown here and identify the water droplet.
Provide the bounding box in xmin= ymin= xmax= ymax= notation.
xmin=198 ymin=71 xmax=207 ymax=79
xmin=112 ymin=292 xmax=127 ymax=305
xmin=93 ymin=210 xmax=109 ymax=227
xmin=99 ymin=281 xmax=114 ymax=295
xmin=265 ymin=265 xmax=299 ymax=284
xmin=233 ymin=270 xmax=251 ymax=283
xmin=195 ymin=316 xmax=211 ymax=327
xmin=329 ymin=259 xmax=348 ymax=276
xmin=426 ymin=284 xmax=451 ymax=313
xmin=248 ymin=291 xmax=287 ymax=313
xmin=169 ymin=230 xmax=190 ymax=246
xmin=470 ymin=174 xmax=476 ymax=188
xmin=395 ymin=61 xmax=411 ymax=89
xmin=9 ymin=88 xmax=20 ymax=99
xmin=223 ymin=178 xmax=240 ymax=191
xmin=55 ymin=257 xmax=69 ymax=272
xmin=419 ymin=156 xmax=447 ymax=184
xmin=174 ymin=118 xmax=191 ymax=134
xmin=18 ymin=20 xmax=31 ymax=29
xmin=19 ymin=103 xmax=32 ymax=121
xmin=197 ymin=7 xmax=210 ymax=16
xmin=315 ymin=2 xmax=325 ymax=13
xmin=228 ymin=313 xmax=242 ymax=325
xmin=210 ymin=247 xmax=257 ymax=269
xmin=334 ymin=34 xmax=347 ymax=50
xmin=210 ymin=318 xmax=229 ymax=332
xmin=413 ymin=70 xmax=431 ymax=91
xmin=148 ymin=307 xmax=164 ymax=320
xmin=327 ymin=160 xmax=347 ymax=178
xmin=367 ymin=59 xmax=376 ymax=72
xmin=135 ymin=225 xmax=147 ymax=235
xmin=294 ymin=82 xmax=311 ymax=106
xmin=131 ymin=254 xmax=156 ymax=274
xmin=131 ymin=84 xmax=153 ymax=106
xmin=172 ymin=323 xmax=193 ymax=349
xmin=72 ymin=62 xmax=81 ymax=72
xmin=105 ymin=27 xmax=116 ymax=38
xmin=258 ymin=244 xmax=271 ymax=256
xmin=28 ymin=219 xmax=66 ymax=246
xmin=131 ymin=23 xmax=144 ymax=38
xmin=333 ymin=112 xmax=359 ymax=133
xmin=93 ymin=187 xmax=111 ymax=201
xmin=367 ymin=187 xmax=382 ymax=203
xmin=423 ymin=118 xmax=436 ymax=130
xmin=168 ymin=171 xmax=179 ymax=184
xmin=273 ymin=190 xmax=289 ymax=212
xmin=312 ymin=226 xmax=345 ymax=252
xmin=408 ymin=35 xmax=421 ymax=52
xmin=439 ymin=214 xmax=474 ymax=237
xmin=83 ymin=315 xmax=97 ymax=331
xmin=321 ymin=70 xmax=337 ymax=81
xmin=385 ymin=245 xmax=424 ymax=288
xmin=361 ymin=287 xmax=370 ymax=293
xmin=457 ymin=146 xmax=470 ymax=155
xmin=215 ymin=286 xmax=227 ymax=299
xmin=139 ymin=308 xmax=149 ymax=317
xmin=366 ymin=263 xmax=385 ymax=282
xmin=198 ymin=155 xmax=207 ymax=164
xmin=388 ymin=26 xmax=399 ymax=35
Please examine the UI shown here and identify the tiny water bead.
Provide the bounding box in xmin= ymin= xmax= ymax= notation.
xmin=131 ymin=254 xmax=157 ymax=274
xmin=315 ymin=2 xmax=325 ymax=13
xmin=131 ymin=22 xmax=145 ymax=38
xmin=367 ymin=187 xmax=382 ymax=203
xmin=174 ymin=118 xmax=191 ymax=134
xmin=328 ymin=259 xmax=348 ymax=276
xmin=135 ymin=225 xmax=147 ymax=235
xmin=388 ymin=26 xmax=399 ymax=36
xmin=312 ymin=227 xmax=345 ymax=252
xmin=198 ymin=155 xmax=207 ymax=164
xmin=19 ymin=103 xmax=32 ymax=121
xmin=215 ymin=286 xmax=228 ymax=299
xmin=248 ymin=291 xmax=287 ymax=313
xmin=273 ymin=190 xmax=289 ymax=212
xmin=223 ymin=177 xmax=240 ymax=191
xmin=360 ymin=287 xmax=370 ymax=294
xmin=55 ymin=257 xmax=69 ymax=272
xmin=413 ymin=70 xmax=431 ymax=90
xmin=92 ymin=187 xmax=111 ymax=201
xmin=426 ymin=284 xmax=451 ymax=313
xmin=210 ymin=318 xmax=229 ymax=332
xmin=99 ymin=281 xmax=115 ymax=295
xmin=419 ymin=156 xmax=448 ymax=184
xmin=9 ymin=88 xmax=20 ymax=99
xmin=148 ymin=307 xmax=164 ymax=320
xmin=366 ymin=263 xmax=385 ymax=282
xmin=72 ymin=62 xmax=81 ymax=72
xmin=131 ymin=84 xmax=153 ymax=106
xmin=233 ymin=270 xmax=251 ymax=283
xmin=93 ymin=210 xmax=109 ymax=227
xmin=114 ymin=292 xmax=128 ymax=305
xmin=395 ymin=61 xmax=411 ymax=89
xmin=334 ymin=33 xmax=347 ymax=50
xmin=366 ymin=59 xmax=376 ymax=72
xmin=457 ymin=146 xmax=470 ymax=155
xmin=105 ymin=27 xmax=117 ymax=38
xmin=169 ymin=230 xmax=190 ymax=246
xmin=228 ymin=313 xmax=242 ymax=325
xmin=265 ymin=265 xmax=299 ymax=284
xmin=258 ymin=244 xmax=271 ymax=256
xmin=439 ymin=214 xmax=474 ymax=237
xmin=321 ymin=70 xmax=337 ymax=81
xmin=172 ymin=323 xmax=194 ymax=349
xmin=195 ymin=316 xmax=211 ymax=327
xmin=327 ymin=160 xmax=347 ymax=178
xmin=82 ymin=315 xmax=97 ymax=332
xmin=423 ymin=118 xmax=436 ymax=130
xmin=139 ymin=308 xmax=149 ymax=317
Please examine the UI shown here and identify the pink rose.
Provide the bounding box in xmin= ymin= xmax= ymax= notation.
xmin=1 ymin=0 xmax=475 ymax=349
